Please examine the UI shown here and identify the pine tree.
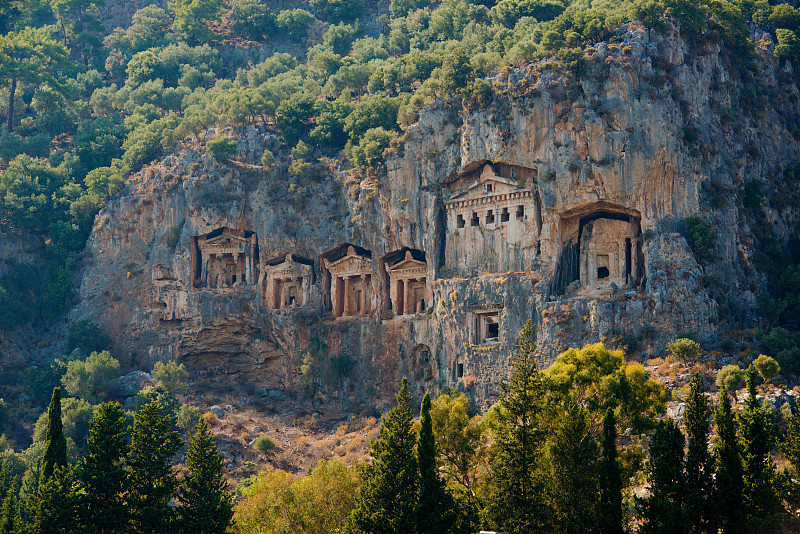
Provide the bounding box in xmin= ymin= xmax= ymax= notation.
xmin=34 ymin=465 xmax=83 ymax=534
xmin=714 ymin=385 xmax=745 ymax=534
xmin=638 ymin=419 xmax=686 ymax=534
xmin=739 ymin=365 xmax=777 ymax=530
xmin=547 ymin=398 xmax=599 ymax=534
xmin=0 ymin=481 xmax=20 ymax=534
xmin=177 ymin=418 xmax=233 ymax=534
xmin=417 ymin=390 xmax=454 ymax=534
xmin=80 ymin=402 xmax=129 ymax=534
xmin=40 ymin=387 xmax=67 ymax=486
xmin=126 ymin=401 xmax=182 ymax=534
xmin=781 ymin=404 xmax=800 ymax=476
xmin=684 ymin=373 xmax=714 ymax=533
xmin=483 ymin=320 xmax=549 ymax=534
xmin=347 ymin=378 xmax=419 ymax=534
xmin=599 ymin=408 xmax=623 ymax=534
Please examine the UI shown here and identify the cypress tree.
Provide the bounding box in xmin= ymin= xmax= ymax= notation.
xmin=714 ymin=385 xmax=745 ymax=534
xmin=347 ymin=377 xmax=419 ymax=534
xmin=177 ymin=418 xmax=233 ymax=534
xmin=40 ymin=387 xmax=67 ymax=485
xmin=599 ymin=408 xmax=623 ymax=534
xmin=417 ymin=390 xmax=454 ymax=534
xmin=684 ymin=373 xmax=714 ymax=533
xmin=638 ymin=419 xmax=686 ymax=534
xmin=483 ymin=320 xmax=548 ymax=534
xmin=80 ymin=402 xmax=129 ymax=534
xmin=126 ymin=401 xmax=182 ymax=534
xmin=739 ymin=365 xmax=777 ymax=530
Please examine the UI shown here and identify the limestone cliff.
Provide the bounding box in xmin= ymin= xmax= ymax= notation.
xmin=73 ymin=24 xmax=800 ymax=410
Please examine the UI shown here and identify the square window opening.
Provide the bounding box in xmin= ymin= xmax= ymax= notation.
xmin=501 ymin=208 xmax=510 ymax=222
xmin=486 ymin=210 xmax=495 ymax=224
xmin=516 ymin=205 xmax=525 ymax=219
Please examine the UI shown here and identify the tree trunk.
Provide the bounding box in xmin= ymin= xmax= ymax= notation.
xmin=7 ymin=77 xmax=16 ymax=132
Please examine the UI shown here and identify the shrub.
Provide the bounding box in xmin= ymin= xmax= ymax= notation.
xmin=683 ymin=216 xmax=716 ymax=262
xmin=67 ymin=320 xmax=111 ymax=354
xmin=176 ymin=403 xmax=202 ymax=433
xmin=349 ymin=127 xmax=395 ymax=169
xmin=151 ymin=360 xmax=189 ymax=394
xmin=667 ymin=337 xmax=701 ymax=361
xmin=61 ymin=350 xmax=122 ymax=403
xmin=206 ymin=136 xmax=238 ymax=161
xmin=254 ymin=435 xmax=277 ymax=454
xmin=276 ymin=9 xmax=316 ymax=40
xmin=716 ymin=364 xmax=745 ymax=392
xmin=261 ymin=149 xmax=276 ymax=165
xmin=232 ymin=0 xmax=277 ymax=40
xmin=310 ymin=0 xmax=363 ymax=22
xmin=753 ymin=354 xmax=780 ymax=381
xmin=759 ymin=327 xmax=800 ymax=375
xmin=135 ymin=386 xmax=179 ymax=420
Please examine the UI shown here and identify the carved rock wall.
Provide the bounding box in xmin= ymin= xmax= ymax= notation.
xmin=72 ymin=26 xmax=800 ymax=408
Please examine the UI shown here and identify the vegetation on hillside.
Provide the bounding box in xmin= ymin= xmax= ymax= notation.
xmin=0 ymin=0 xmax=799 ymax=330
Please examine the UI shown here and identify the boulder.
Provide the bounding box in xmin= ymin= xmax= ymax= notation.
xmin=109 ymin=371 xmax=152 ymax=397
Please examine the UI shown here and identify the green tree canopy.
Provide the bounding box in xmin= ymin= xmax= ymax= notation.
xmin=347 ymin=378 xmax=419 ymax=534
xmin=178 ymin=419 xmax=233 ymax=534
xmin=126 ymin=401 xmax=182 ymax=534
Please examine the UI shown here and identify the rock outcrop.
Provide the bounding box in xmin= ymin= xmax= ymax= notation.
xmin=73 ymin=24 xmax=800 ymax=409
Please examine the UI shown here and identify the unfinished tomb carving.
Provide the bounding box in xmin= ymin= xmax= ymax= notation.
xmin=261 ymin=254 xmax=314 ymax=309
xmin=444 ymin=162 xmax=541 ymax=274
xmin=384 ymin=249 xmax=428 ymax=317
xmin=552 ymin=202 xmax=644 ymax=293
xmin=191 ymin=228 xmax=258 ymax=289
xmin=323 ymin=245 xmax=374 ymax=318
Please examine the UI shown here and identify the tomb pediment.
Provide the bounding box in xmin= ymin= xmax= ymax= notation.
xmin=204 ymin=234 xmax=249 ymax=246
xmin=324 ymin=245 xmax=372 ymax=275
xmin=447 ymin=164 xmax=529 ymax=203
xmin=388 ymin=251 xmax=427 ymax=273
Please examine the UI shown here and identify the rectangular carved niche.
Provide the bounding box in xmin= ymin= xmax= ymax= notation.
xmin=473 ymin=308 xmax=501 ymax=344
xmin=192 ymin=227 xmax=258 ymax=290
xmin=261 ymin=254 xmax=314 ymax=309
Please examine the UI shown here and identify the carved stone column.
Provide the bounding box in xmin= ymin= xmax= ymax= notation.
xmin=360 ymin=274 xmax=367 ymax=315
xmin=395 ymin=279 xmax=404 ymax=315
xmin=343 ymin=276 xmax=352 ymax=316
xmin=404 ymin=277 xmax=413 ymax=315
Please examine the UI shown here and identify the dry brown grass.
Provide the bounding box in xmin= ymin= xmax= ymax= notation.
xmin=463 ymin=375 xmax=477 ymax=389
xmin=335 ymin=423 xmax=349 ymax=436
xmin=295 ymin=435 xmax=312 ymax=448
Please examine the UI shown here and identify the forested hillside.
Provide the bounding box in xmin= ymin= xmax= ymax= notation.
xmin=2 ymin=0 xmax=798 ymax=327
xmin=4 ymin=0 xmax=800 ymax=532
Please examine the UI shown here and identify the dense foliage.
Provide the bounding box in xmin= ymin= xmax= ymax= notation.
xmin=1 ymin=0 xmax=798 ymax=328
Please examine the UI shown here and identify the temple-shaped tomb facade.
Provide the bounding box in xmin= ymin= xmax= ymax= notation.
xmin=444 ymin=162 xmax=540 ymax=274
xmin=191 ymin=228 xmax=258 ymax=289
xmin=385 ymin=250 xmax=428 ymax=316
xmin=323 ymin=245 xmax=374 ymax=318
xmin=261 ymin=254 xmax=314 ymax=309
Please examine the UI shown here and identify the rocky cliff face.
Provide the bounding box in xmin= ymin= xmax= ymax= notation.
xmin=73 ymin=24 xmax=800 ymax=410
